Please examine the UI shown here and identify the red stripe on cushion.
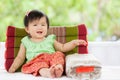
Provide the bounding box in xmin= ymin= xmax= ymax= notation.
xmin=78 ymin=46 xmax=88 ymax=53
xmin=6 ymin=26 xmax=16 ymax=37
xmin=78 ymin=24 xmax=88 ymax=54
xmin=6 ymin=37 xmax=15 ymax=48
xmin=5 ymin=26 xmax=15 ymax=48
xmin=5 ymin=59 xmax=14 ymax=71
xmin=5 ymin=48 xmax=14 ymax=59
xmin=78 ymin=24 xmax=87 ymax=35
xmin=5 ymin=26 xmax=15 ymax=57
xmin=76 ymin=66 xmax=94 ymax=73
xmin=5 ymin=26 xmax=15 ymax=71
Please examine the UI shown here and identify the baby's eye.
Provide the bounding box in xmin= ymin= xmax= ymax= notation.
xmin=33 ymin=24 xmax=37 ymax=26
xmin=41 ymin=24 xmax=45 ymax=26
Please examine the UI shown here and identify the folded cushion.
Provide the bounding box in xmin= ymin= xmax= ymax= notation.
xmin=66 ymin=53 xmax=101 ymax=79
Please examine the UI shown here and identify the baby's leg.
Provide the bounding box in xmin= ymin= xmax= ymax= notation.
xmin=39 ymin=67 xmax=55 ymax=78
xmin=50 ymin=51 xmax=65 ymax=78
xmin=54 ymin=64 xmax=63 ymax=78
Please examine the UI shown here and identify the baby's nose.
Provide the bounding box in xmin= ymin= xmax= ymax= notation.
xmin=38 ymin=25 xmax=43 ymax=29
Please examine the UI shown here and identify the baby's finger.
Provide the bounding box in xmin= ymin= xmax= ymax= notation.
xmin=79 ymin=40 xmax=87 ymax=45
xmin=83 ymin=41 xmax=87 ymax=46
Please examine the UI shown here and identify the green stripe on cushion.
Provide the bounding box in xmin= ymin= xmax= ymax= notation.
xmin=15 ymin=27 xmax=27 ymax=37
xmin=14 ymin=26 xmax=78 ymax=37
xmin=15 ymin=37 xmax=24 ymax=48
xmin=65 ymin=26 xmax=78 ymax=36
xmin=65 ymin=26 xmax=78 ymax=55
xmin=14 ymin=48 xmax=19 ymax=58
xmin=16 ymin=67 xmax=22 ymax=72
xmin=65 ymin=47 xmax=77 ymax=55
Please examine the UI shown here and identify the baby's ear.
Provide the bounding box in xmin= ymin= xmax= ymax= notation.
xmin=25 ymin=27 xmax=29 ymax=33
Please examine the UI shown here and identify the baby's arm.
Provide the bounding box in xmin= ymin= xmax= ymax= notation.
xmin=8 ymin=43 xmax=26 ymax=73
xmin=54 ymin=39 xmax=87 ymax=52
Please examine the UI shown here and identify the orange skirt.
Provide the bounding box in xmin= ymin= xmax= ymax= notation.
xmin=21 ymin=51 xmax=65 ymax=76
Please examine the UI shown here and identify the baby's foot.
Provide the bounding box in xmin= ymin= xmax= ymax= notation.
xmin=39 ymin=68 xmax=55 ymax=78
xmin=49 ymin=66 xmax=55 ymax=78
xmin=54 ymin=64 xmax=63 ymax=78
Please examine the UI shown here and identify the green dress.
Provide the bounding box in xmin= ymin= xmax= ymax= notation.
xmin=21 ymin=34 xmax=56 ymax=62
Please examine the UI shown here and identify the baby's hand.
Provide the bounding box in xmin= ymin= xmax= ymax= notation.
xmin=72 ymin=39 xmax=87 ymax=46
xmin=8 ymin=67 xmax=15 ymax=73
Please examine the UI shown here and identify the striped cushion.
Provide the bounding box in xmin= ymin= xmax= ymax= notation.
xmin=5 ymin=24 xmax=88 ymax=71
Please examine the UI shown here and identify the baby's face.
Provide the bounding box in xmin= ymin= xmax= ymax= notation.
xmin=26 ymin=16 xmax=48 ymax=39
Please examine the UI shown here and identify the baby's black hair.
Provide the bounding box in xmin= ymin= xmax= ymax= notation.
xmin=24 ymin=10 xmax=49 ymax=28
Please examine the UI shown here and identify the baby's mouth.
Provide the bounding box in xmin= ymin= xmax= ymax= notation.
xmin=37 ymin=31 xmax=43 ymax=34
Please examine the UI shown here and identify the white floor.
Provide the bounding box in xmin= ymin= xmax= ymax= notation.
xmin=0 ymin=66 xmax=120 ymax=80
xmin=0 ymin=69 xmax=75 ymax=80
